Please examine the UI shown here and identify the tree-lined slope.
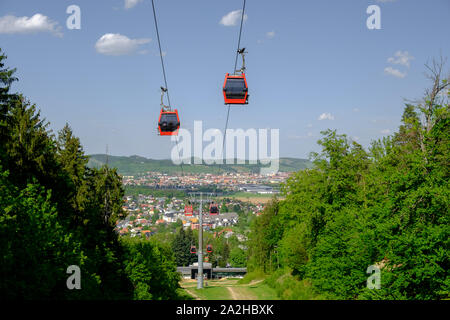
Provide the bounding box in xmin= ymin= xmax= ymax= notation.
xmin=247 ymin=59 xmax=449 ymax=300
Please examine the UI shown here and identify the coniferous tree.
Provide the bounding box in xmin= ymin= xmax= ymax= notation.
xmin=173 ymin=227 xmax=187 ymax=266
xmin=0 ymin=49 xmax=18 ymax=162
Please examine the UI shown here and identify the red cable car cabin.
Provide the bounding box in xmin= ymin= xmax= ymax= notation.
xmin=223 ymin=73 xmax=248 ymax=105
xmin=209 ymin=203 xmax=219 ymax=215
xmin=190 ymin=246 xmax=197 ymax=254
xmin=158 ymin=109 xmax=180 ymax=136
xmin=184 ymin=205 xmax=193 ymax=216
xmin=206 ymin=245 xmax=213 ymax=253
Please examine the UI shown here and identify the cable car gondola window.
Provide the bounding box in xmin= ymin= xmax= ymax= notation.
xmin=160 ymin=113 xmax=178 ymax=124
xmin=224 ymin=78 xmax=247 ymax=99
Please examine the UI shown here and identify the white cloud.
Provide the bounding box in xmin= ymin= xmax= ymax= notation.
xmin=381 ymin=129 xmax=391 ymax=134
xmin=95 ymin=33 xmax=151 ymax=56
xmin=307 ymin=123 xmax=313 ymax=128
xmin=377 ymin=0 xmax=397 ymax=2
xmin=125 ymin=0 xmax=143 ymax=9
xmin=318 ymin=113 xmax=335 ymax=121
xmin=266 ymin=31 xmax=275 ymax=39
xmin=0 ymin=14 xmax=62 ymax=37
xmin=220 ymin=10 xmax=248 ymax=27
xmin=387 ymin=51 xmax=414 ymax=68
xmin=384 ymin=66 xmax=406 ymax=78
xmin=353 ymin=108 xmax=360 ymax=112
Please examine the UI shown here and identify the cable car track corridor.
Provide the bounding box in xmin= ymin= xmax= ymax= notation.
xmin=180 ymin=279 xmax=270 ymax=301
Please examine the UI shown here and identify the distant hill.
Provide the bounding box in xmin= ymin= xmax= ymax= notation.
xmin=87 ymin=154 xmax=313 ymax=176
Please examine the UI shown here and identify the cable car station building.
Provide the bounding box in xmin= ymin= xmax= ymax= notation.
xmin=177 ymin=263 xmax=247 ymax=280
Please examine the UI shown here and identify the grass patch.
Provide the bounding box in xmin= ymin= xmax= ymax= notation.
xmin=237 ymin=270 xmax=266 ymax=285
xmin=221 ymin=193 xmax=285 ymax=204
xmin=264 ymin=268 xmax=325 ymax=300
xmin=241 ymin=283 xmax=279 ymax=300
xmin=193 ymin=286 xmax=232 ymax=300
xmin=180 ymin=278 xmax=279 ymax=300
xmin=176 ymin=288 xmax=195 ymax=300
xmin=227 ymin=192 xmax=276 ymax=198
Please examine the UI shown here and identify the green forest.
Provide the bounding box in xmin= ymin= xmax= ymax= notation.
xmin=247 ymin=58 xmax=449 ymax=299
xmin=0 ymin=49 xmax=183 ymax=300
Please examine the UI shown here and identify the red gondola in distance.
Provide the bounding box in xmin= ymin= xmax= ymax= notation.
xmin=223 ymin=73 xmax=248 ymax=105
xmin=190 ymin=246 xmax=197 ymax=254
xmin=158 ymin=108 xmax=180 ymax=136
xmin=157 ymin=87 xmax=180 ymax=136
xmin=184 ymin=205 xmax=193 ymax=216
xmin=206 ymin=244 xmax=213 ymax=253
xmin=209 ymin=203 xmax=219 ymax=215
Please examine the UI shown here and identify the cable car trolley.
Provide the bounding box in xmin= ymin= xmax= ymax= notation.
xmin=209 ymin=202 xmax=219 ymax=215
xmin=223 ymin=48 xmax=249 ymax=105
xmin=157 ymin=87 xmax=180 ymax=136
xmin=184 ymin=202 xmax=194 ymax=216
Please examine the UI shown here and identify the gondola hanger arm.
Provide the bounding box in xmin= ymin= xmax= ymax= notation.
xmin=160 ymin=86 xmax=171 ymax=111
xmin=235 ymin=48 xmax=247 ymax=75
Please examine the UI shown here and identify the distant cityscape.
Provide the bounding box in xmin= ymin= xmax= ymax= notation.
xmin=116 ymin=193 xmax=262 ymax=239
xmin=122 ymin=171 xmax=290 ymax=194
xmin=115 ymin=171 xmax=290 ymax=238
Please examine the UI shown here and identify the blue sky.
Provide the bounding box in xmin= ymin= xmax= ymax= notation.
xmin=0 ymin=0 xmax=449 ymax=159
